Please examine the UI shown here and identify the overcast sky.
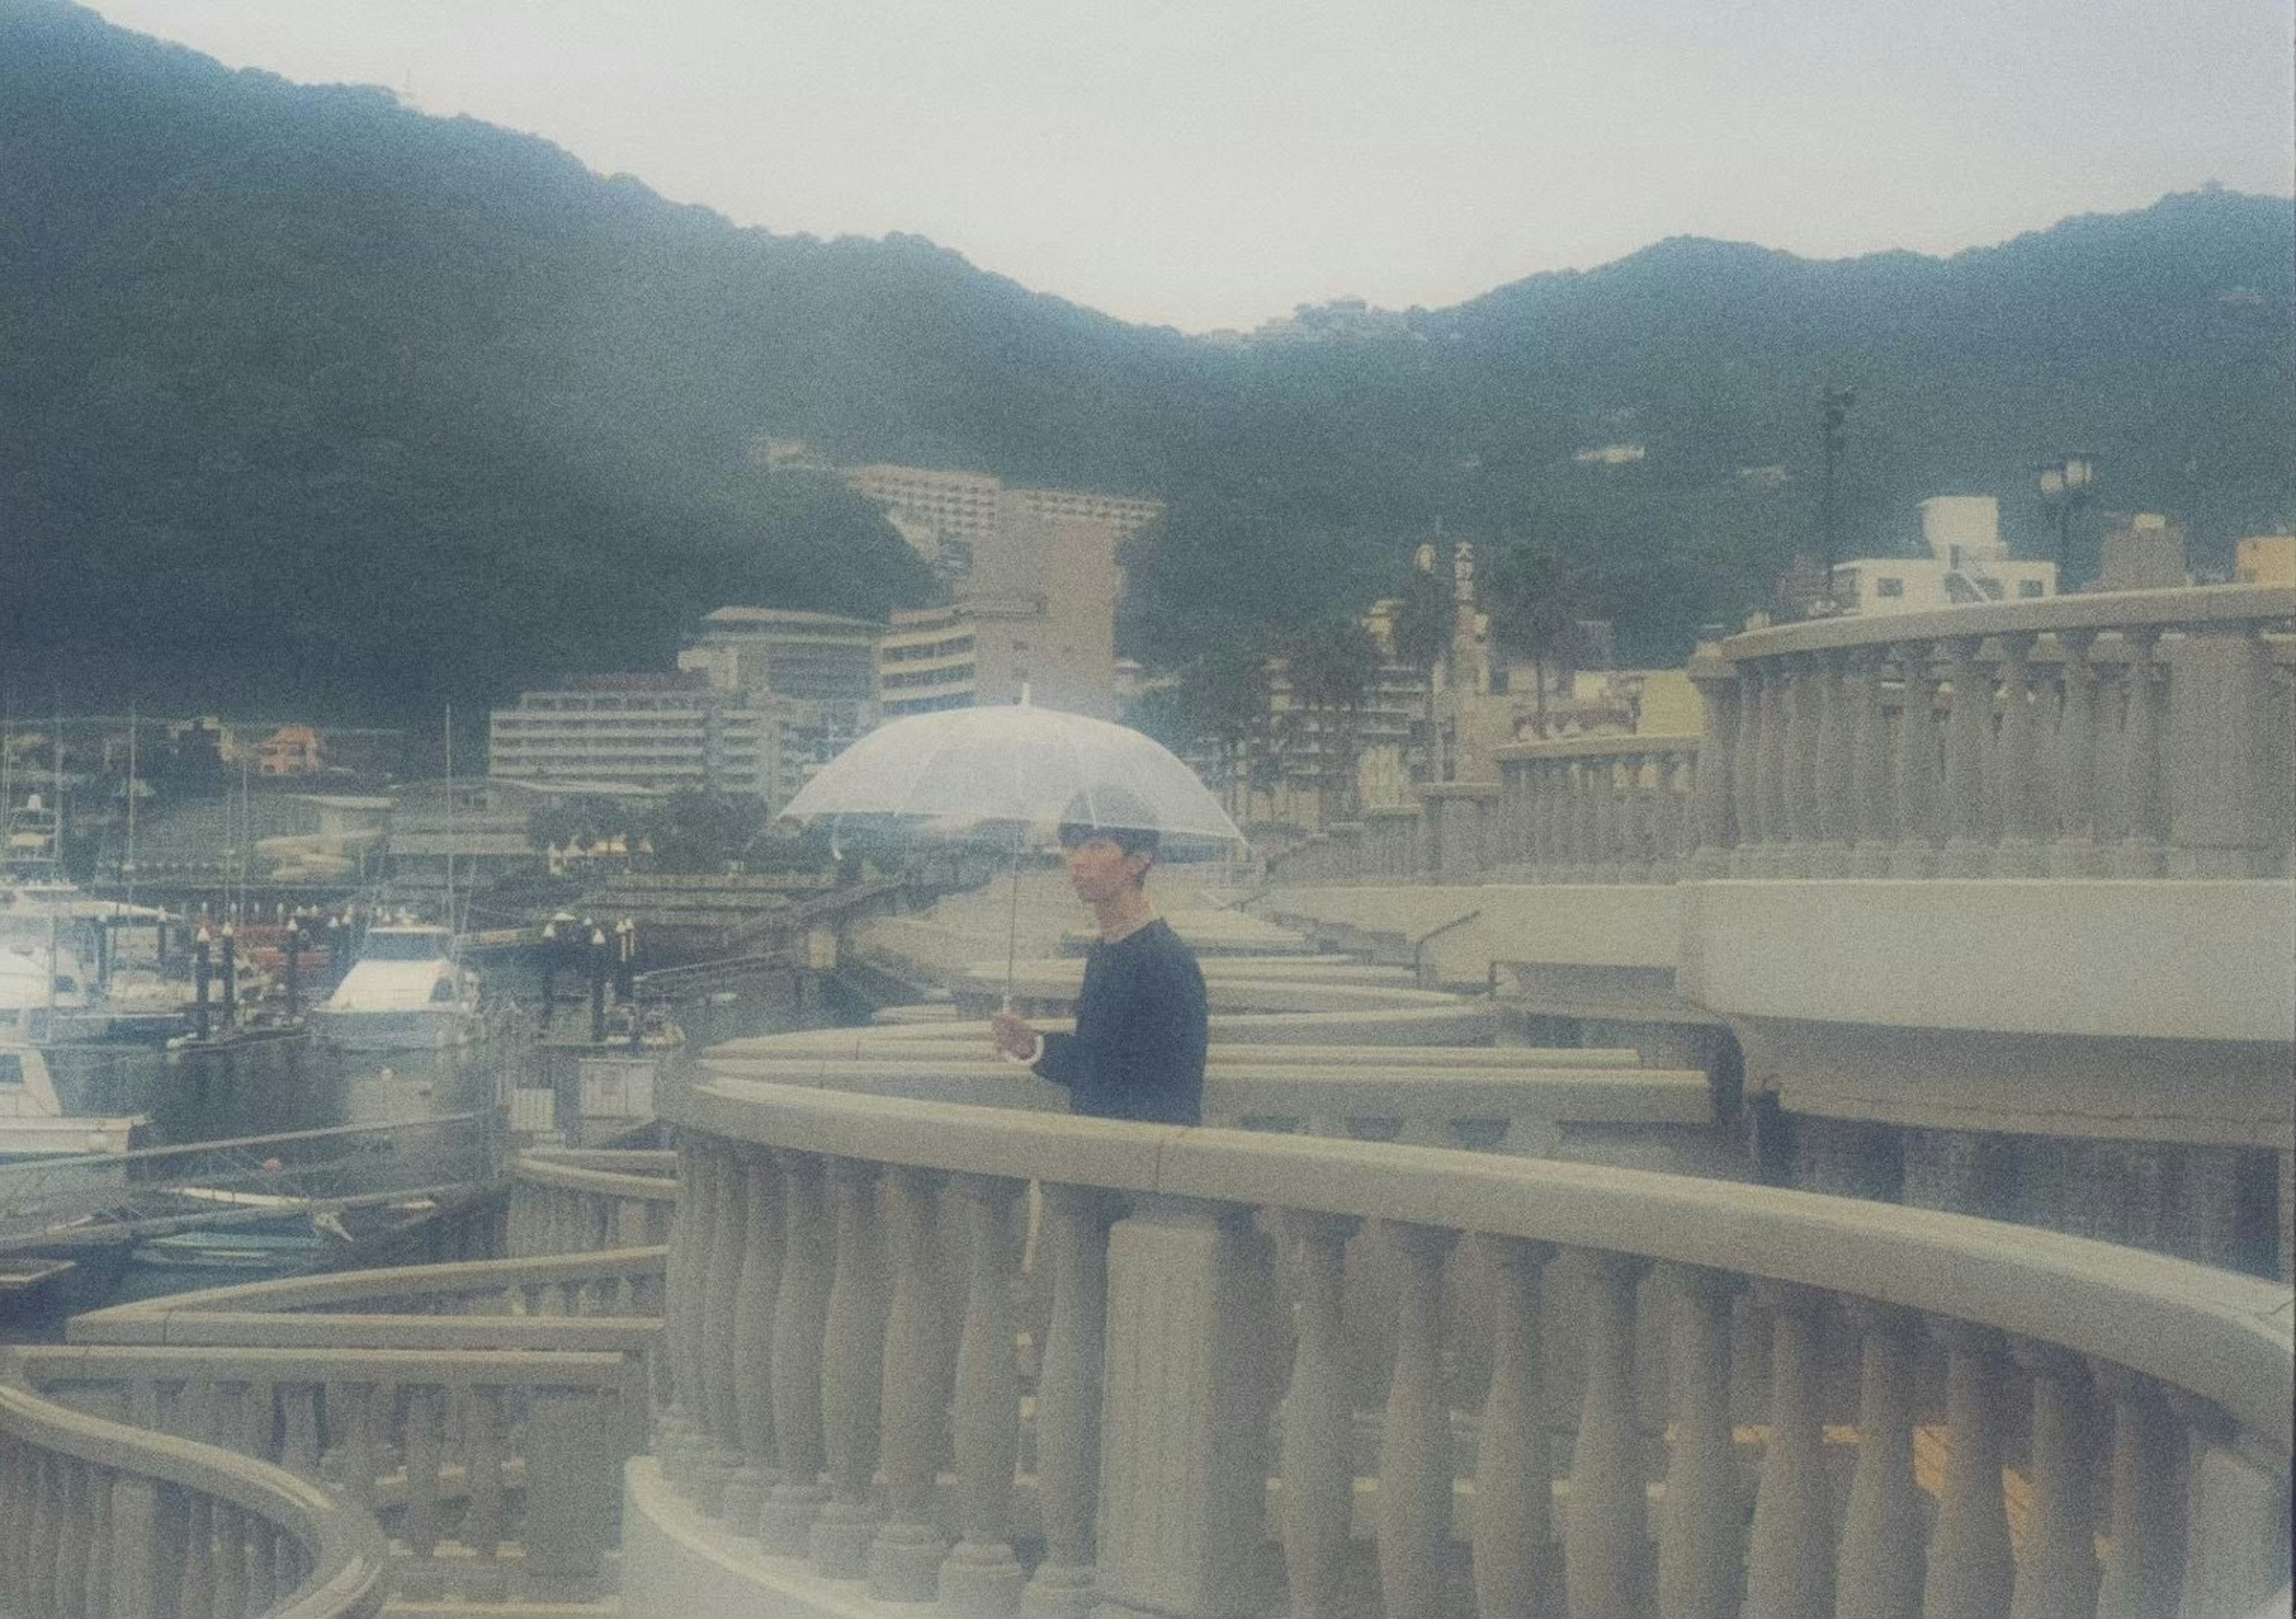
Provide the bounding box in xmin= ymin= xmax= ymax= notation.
xmin=91 ymin=0 xmax=2296 ymax=332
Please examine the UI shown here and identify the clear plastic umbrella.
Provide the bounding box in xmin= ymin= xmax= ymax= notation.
xmin=778 ymin=698 xmax=1245 ymax=1001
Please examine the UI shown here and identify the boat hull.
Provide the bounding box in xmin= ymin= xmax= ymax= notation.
xmin=308 ymin=1007 xmax=479 ymax=1052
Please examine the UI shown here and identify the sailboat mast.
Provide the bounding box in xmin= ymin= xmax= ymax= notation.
xmin=442 ymin=702 xmax=454 ymax=934
xmin=124 ymin=705 xmax=137 ymax=909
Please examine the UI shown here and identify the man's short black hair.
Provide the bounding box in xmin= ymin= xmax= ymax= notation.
xmin=1057 ymin=787 xmax=1160 ymax=859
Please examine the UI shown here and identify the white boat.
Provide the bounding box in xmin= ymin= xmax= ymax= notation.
xmin=310 ymin=922 xmax=484 ymax=1051
xmin=0 ymin=1038 xmax=145 ymax=1161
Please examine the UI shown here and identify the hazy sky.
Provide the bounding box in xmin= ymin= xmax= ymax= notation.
xmin=91 ymin=0 xmax=2296 ymax=331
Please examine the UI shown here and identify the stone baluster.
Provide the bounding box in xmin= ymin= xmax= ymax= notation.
xmin=1760 ymin=661 xmax=1795 ymax=876
xmin=661 ymin=1138 xmax=706 ymax=1485
xmin=1745 ymin=1283 xmax=1831 ymax=1618
xmin=722 ymin=1150 xmax=782 ymax=1524
xmin=401 ymin=1387 xmax=445 ymax=1597
xmin=940 ymin=1173 xmax=1025 ymax=1615
xmin=811 ymin=1157 xmax=888 ymax=1576
xmin=55 ymin=1460 xmax=90 ymax=1619
xmin=758 ymin=1150 xmax=832 ymax=1553
xmin=1565 ymin=764 xmax=1596 ymax=882
xmin=870 ymin=1168 xmax=952 ymax=1602
xmin=1277 ymin=1212 xmax=1358 ymax=1619
xmin=1658 ymin=1266 xmax=1742 ymax=1619
xmin=2109 ymin=629 xmax=2166 ymax=876
xmin=463 ymin=1385 xmax=511 ymax=1602
xmin=1992 ymin=633 xmax=2046 ymax=875
xmin=1834 ymin=1302 xmax=1924 ymax=1619
xmin=1473 ymin=1236 xmax=1557 ymax=1619
xmin=2048 ymin=630 xmax=2103 ymax=876
xmin=1889 ymin=646 xmax=1940 ymax=877
xmin=1025 ymin=1184 xmax=1112 ymax=1618
xmin=1689 ymin=665 xmax=1738 ymax=876
xmin=2093 ymin=1366 xmax=2185 ymax=1618
xmin=1561 ymin=1250 xmax=1647 ymax=1618
xmin=1548 ymin=763 xmax=1576 ymax=881
xmin=1787 ymin=657 xmax=1829 ymax=875
xmin=524 ymin=1386 xmax=619 ymax=1601
xmin=1921 ymin=1321 xmax=2014 ymax=1618
xmin=1938 ymin=637 xmax=1993 ymax=877
xmin=213 ymin=1502 xmax=250 ymax=1619
xmin=1378 ymin=1223 xmax=1458 ymax=1617
xmin=1613 ymin=753 xmax=1645 ymax=882
xmin=1812 ymin=653 xmax=1854 ymax=876
xmin=697 ymin=1144 xmax=749 ymax=1511
xmin=2167 ymin=622 xmax=2278 ymax=876
xmin=1516 ymin=763 xmax=1546 ymax=875
xmin=278 ymin=1384 xmax=321 ymax=1479
xmin=105 ymin=1473 xmax=159 ymax=1619
xmin=325 ymin=1382 xmax=378 ymax=1508
xmin=2173 ymin=1398 xmax=2286 ymax=1619
xmin=2010 ymin=1342 xmax=2099 ymax=1619
xmin=1730 ymin=667 xmax=1765 ymax=875
xmin=1848 ymin=649 xmax=1892 ymax=875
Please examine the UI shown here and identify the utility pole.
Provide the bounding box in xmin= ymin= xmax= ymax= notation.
xmin=1817 ymin=385 xmax=1856 ymax=600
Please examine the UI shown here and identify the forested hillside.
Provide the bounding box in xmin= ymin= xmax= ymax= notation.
xmin=2 ymin=0 xmax=2289 ymax=718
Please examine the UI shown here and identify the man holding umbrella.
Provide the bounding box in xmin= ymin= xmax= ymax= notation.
xmin=990 ymin=789 xmax=1208 ymax=1125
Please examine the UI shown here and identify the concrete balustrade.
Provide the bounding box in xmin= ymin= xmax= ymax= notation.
xmin=508 ymin=1148 xmax=680 ymax=1256
xmin=624 ymin=1076 xmax=2292 ymax=1619
xmin=0 ymin=1371 xmax=390 ymax=1619
xmin=1262 ymin=588 xmax=2292 ymax=888
xmin=14 ymin=1343 xmax=638 ymax=1606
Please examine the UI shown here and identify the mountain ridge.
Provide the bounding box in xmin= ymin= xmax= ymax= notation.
xmin=2 ymin=0 xmax=2289 ymax=720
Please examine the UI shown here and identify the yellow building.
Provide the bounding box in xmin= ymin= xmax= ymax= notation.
xmin=2234 ymin=533 xmax=2295 ymax=586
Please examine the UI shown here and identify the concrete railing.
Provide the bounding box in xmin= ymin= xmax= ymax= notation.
xmin=0 ymin=1370 xmax=391 ymax=1618
xmin=1266 ymin=588 xmax=2295 ymax=887
xmin=508 ymin=1148 xmax=680 ymax=1257
xmin=1494 ymin=736 xmax=1704 ymax=884
xmin=15 ymin=1343 xmax=636 ymax=1607
xmin=639 ymin=1076 xmax=2294 ymax=1619
xmin=65 ymin=1242 xmax=673 ymax=1609
xmin=1697 ymin=585 xmax=2295 ymax=881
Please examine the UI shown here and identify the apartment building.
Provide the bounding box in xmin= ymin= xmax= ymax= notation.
xmin=487 ymin=674 xmax=774 ymax=798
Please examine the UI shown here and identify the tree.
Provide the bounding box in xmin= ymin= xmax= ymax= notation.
xmin=640 ymin=789 xmax=767 ymax=874
xmin=1386 ymin=562 xmax=1454 ymax=781
xmin=527 ymin=795 xmax=638 ymax=856
xmin=1479 ymin=543 xmax=1589 ymax=739
xmin=1281 ymin=615 xmax=1380 ymax=826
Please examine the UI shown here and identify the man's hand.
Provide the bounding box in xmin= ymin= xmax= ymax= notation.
xmin=988 ymin=1010 xmax=1039 ymax=1063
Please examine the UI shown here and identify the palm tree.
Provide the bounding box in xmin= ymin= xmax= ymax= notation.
xmin=1479 ymin=543 xmax=1588 ymax=739
xmin=1387 ymin=564 xmax=1454 ymax=781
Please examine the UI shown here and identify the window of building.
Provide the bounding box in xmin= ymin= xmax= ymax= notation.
xmin=2017 ymin=579 xmax=2046 ymax=598
xmin=1876 ymin=578 xmax=1905 ymax=598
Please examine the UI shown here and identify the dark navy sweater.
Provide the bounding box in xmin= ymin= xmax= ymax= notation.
xmin=1034 ymin=918 xmax=1208 ymax=1125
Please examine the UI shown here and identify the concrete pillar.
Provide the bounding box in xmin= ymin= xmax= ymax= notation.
xmin=1992 ymin=633 xmax=2047 ymax=875
xmin=1730 ymin=667 xmax=1764 ymax=876
xmin=1939 ymin=637 xmax=1993 ymax=878
xmin=1657 ymin=1266 xmax=1743 ymax=1618
xmin=1835 ymin=1302 xmax=1923 ymax=1619
xmin=1745 ymin=1283 xmax=1832 ymax=1618
xmin=1472 ymin=1235 xmax=1559 ymax=1619
xmin=2109 ymin=628 xmax=2167 ymax=877
xmin=1689 ymin=661 xmax=1738 ymax=877
xmin=1095 ymin=1197 xmax=1279 ymax=1619
xmin=2167 ymin=624 xmax=2276 ymax=877
xmin=1888 ymin=648 xmax=1940 ymax=878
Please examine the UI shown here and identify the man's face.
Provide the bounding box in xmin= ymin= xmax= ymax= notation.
xmin=1061 ymin=834 xmax=1144 ymax=905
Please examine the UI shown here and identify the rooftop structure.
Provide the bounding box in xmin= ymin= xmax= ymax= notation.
xmin=1831 ymin=494 xmax=2058 ymax=613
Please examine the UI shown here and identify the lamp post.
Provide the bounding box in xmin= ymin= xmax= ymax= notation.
xmin=1817 ymin=384 xmax=1856 ymax=599
xmin=2037 ymin=453 xmax=2098 ymax=589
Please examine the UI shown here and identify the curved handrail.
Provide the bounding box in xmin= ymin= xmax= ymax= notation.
xmin=1718 ymin=581 xmax=2294 ymax=661
xmin=1493 ymin=731 xmax=1702 ymax=763
xmin=668 ymin=1074 xmax=2295 ymax=1448
xmin=511 ymin=1153 xmax=679 ymax=1202
xmin=0 ymin=1376 xmax=392 ymax=1618
xmin=72 ymin=1245 xmax=667 ymax=1330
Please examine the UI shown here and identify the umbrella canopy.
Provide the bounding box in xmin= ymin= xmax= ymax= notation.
xmin=778 ymin=701 xmax=1243 ymax=845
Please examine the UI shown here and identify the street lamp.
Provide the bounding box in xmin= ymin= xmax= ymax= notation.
xmin=2037 ymin=453 xmax=2099 ymax=588
xmin=1817 ymin=384 xmax=1857 ymax=596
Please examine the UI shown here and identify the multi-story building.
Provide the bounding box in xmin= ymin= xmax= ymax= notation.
xmin=253 ymin=725 xmax=323 ymax=777
xmin=675 ymin=608 xmax=885 ymax=807
xmin=487 ymin=674 xmax=774 ymax=799
xmin=1830 ymin=495 xmax=2057 ymax=613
